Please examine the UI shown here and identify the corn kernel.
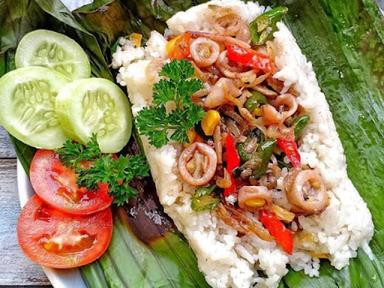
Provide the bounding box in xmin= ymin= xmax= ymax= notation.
xmin=201 ymin=110 xmax=221 ymax=136
xmin=252 ymin=107 xmax=263 ymax=117
xmin=271 ymin=204 xmax=295 ymax=223
xmin=244 ymin=198 xmax=266 ymax=208
xmin=130 ymin=33 xmax=142 ymax=47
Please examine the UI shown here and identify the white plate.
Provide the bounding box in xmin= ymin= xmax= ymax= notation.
xmin=17 ymin=161 xmax=87 ymax=288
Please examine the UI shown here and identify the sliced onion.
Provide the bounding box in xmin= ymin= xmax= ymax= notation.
xmin=255 ymin=85 xmax=279 ymax=97
xmin=239 ymin=107 xmax=258 ymax=129
xmin=226 ymin=119 xmax=241 ymax=138
xmin=216 ymin=204 xmax=274 ymax=241
xmin=266 ymin=77 xmax=285 ymax=93
xmin=216 ymin=51 xmax=257 ymax=80
xmin=261 ymin=104 xmax=283 ymax=125
xmin=205 ymin=78 xmax=240 ymax=108
xmin=221 ymin=108 xmax=249 ymax=133
xmin=190 ymin=37 xmax=220 ymax=68
xmin=213 ymin=125 xmax=223 ymax=164
xmin=285 ymin=169 xmax=329 ymax=215
xmin=189 ymin=31 xmax=251 ymax=49
xmin=243 ymin=73 xmax=270 ymax=88
xmin=265 ymin=125 xmax=295 ymax=140
xmin=178 ymin=143 xmax=217 ymax=186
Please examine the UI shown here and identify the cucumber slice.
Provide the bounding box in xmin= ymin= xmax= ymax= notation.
xmin=15 ymin=29 xmax=91 ymax=81
xmin=0 ymin=66 xmax=70 ymax=149
xmin=56 ymin=78 xmax=132 ymax=153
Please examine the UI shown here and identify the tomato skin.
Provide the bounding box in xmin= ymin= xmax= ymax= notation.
xmin=30 ymin=150 xmax=113 ymax=215
xmin=17 ymin=195 xmax=113 ymax=269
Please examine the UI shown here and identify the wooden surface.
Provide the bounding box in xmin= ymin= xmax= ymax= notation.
xmin=0 ymin=127 xmax=51 ymax=287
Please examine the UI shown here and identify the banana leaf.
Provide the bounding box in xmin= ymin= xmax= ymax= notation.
xmin=2 ymin=0 xmax=384 ymax=287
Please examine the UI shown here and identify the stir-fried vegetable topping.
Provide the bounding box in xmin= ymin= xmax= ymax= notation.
xmin=136 ymin=60 xmax=205 ymax=147
xmin=134 ymin=4 xmax=330 ymax=254
xmin=191 ymin=185 xmax=220 ymax=212
xmin=57 ymin=135 xmax=150 ymax=206
xmin=249 ymin=7 xmax=288 ymax=46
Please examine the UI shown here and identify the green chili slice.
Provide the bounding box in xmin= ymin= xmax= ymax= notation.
xmin=293 ymin=115 xmax=310 ymax=140
xmin=253 ymin=140 xmax=276 ymax=179
xmin=191 ymin=185 xmax=220 ymax=212
xmin=250 ymin=7 xmax=288 ymax=46
xmin=244 ymin=92 xmax=267 ymax=112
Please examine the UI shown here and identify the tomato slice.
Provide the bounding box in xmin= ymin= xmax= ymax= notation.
xmin=30 ymin=150 xmax=113 ymax=215
xmin=17 ymin=195 xmax=113 ymax=268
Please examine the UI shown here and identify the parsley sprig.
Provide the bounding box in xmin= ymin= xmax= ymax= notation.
xmin=57 ymin=135 xmax=101 ymax=168
xmin=56 ymin=135 xmax=149 ymax=206
xmin=136 ymin=59 xmax=205 ymax=148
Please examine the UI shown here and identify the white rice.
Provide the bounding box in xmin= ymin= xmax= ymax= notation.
xmin=112 ymin=1 xmax=374 ymax=287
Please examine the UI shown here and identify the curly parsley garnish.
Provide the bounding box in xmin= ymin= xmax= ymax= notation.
xmin=136 ymin=59 xmax=205 ymax=148
xmin=57 ymin=135 xmax=149 ymax=206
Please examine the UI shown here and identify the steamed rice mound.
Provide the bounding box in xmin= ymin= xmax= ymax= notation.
xmin=112 ymin=1 xmax=374 ymax=287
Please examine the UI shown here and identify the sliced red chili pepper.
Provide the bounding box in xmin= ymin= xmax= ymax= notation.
xmin=224 ymin=134 xmax=240 ymax=198
xmin=259 ymin=210 xmax=294 ymax=254
xmin=277 ymin=138 xmax=301 ymax=168
xmin=226 ymin=44 xmax=254 ymax=64
xmin=226 ymin=44 xmax=274 ymax=74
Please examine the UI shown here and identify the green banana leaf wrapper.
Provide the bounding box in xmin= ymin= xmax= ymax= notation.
xmin=1 ymin=0 xmax=384 ymax=287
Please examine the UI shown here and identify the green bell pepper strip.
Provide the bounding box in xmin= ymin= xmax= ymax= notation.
xmin=253 ymin=140 xmax=276 ymax=179
xmin=244 ymin=91 xmax=268 ymax=112
xmin=293 ymin=115 xmax=310 ymax=140
xmin=191 ymin=185 xmax=220 ymax=212
xmin=250 ymin=6 xmax=288 ymax=45
xmin=237 ymin=143 xmax=252 ymax=162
